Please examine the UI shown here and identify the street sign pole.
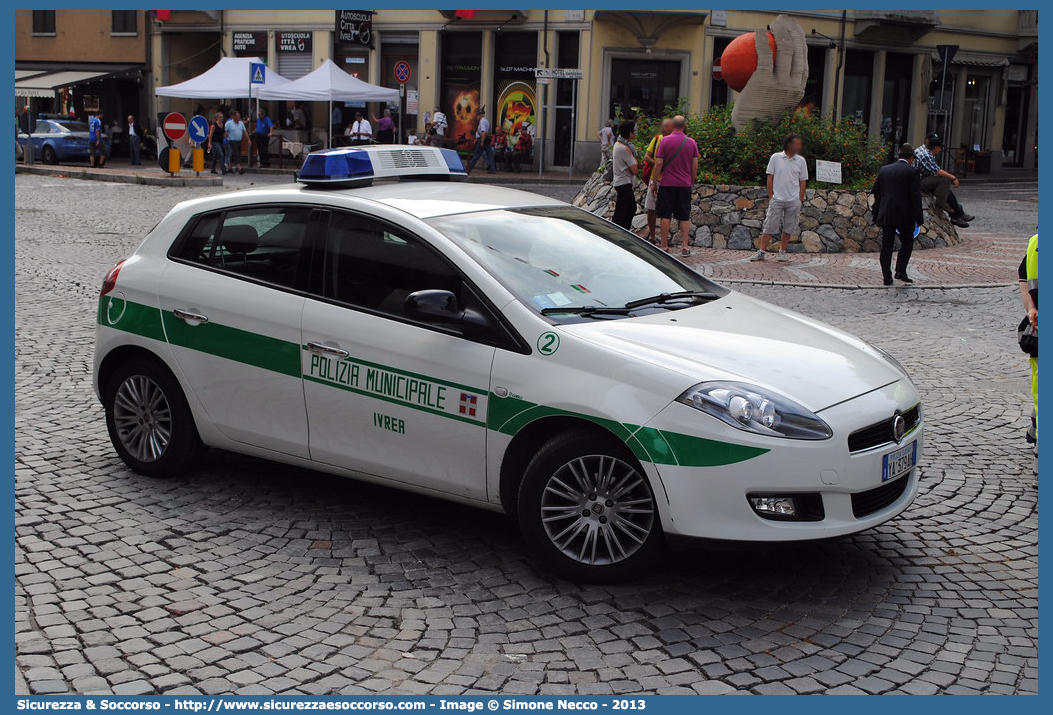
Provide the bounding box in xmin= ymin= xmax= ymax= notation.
xmin=400 ymin=84 xmax=407 ymax=145
xmin=394 ymin=60 xmax=412 ymax=145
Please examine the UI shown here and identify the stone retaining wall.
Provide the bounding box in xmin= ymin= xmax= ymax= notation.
xmin=571 ymin=173 xmax=960 ymax=252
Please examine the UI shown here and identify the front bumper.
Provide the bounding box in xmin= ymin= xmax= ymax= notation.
xmin=645 ymin=380 xmax=923 ymax=541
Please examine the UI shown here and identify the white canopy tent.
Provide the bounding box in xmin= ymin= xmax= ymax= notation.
xmin=256 ymin=59 xmax=399 ymax=147
xmin=155 ymin=56 xmax=290 ymax=99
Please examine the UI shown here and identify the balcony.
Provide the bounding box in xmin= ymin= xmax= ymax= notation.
xmin=853 ymin=10 xmax=939 ymax=44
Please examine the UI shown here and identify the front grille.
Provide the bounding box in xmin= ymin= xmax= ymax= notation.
xmin=847 ymin=404 xmax=921 ymax=453
xmin=851 ymin=475 xmax=910 ymax=518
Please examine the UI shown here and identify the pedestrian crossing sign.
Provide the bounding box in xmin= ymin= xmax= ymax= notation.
xmin=250 ymin=62 xmax=266 ymax=84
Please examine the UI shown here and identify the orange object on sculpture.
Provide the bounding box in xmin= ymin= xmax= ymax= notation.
xmin=719 ymin=31 xmax=777 ymax=93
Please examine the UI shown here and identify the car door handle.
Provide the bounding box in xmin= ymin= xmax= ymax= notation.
xmin=172 ymin=309 xmax=209 ymax=324
xmin=307 ymin=341 xmax=350 ymax=360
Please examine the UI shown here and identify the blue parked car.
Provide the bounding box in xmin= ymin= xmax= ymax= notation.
xmin=17 ymin=119 xmax=93 ymax=165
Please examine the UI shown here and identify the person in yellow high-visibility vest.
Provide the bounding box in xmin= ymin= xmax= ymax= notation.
xmin=1018 ymin=234 xmax=1038 ymax=487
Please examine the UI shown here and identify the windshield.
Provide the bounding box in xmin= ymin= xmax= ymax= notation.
xmin=53 ymin=121 xmax=89 ymax=133
xmin=428 ymin=206 xmax=726 ymax=323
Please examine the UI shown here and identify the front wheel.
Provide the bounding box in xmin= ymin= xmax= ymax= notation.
xmin=517 ymin=429 xmax=666 ymax=582
xmin=103 ymin=355 xmax=203 ymax=477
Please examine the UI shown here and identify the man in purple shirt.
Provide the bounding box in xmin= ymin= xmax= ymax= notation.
xmin=653 ymin=115 xmax=699 ymax=256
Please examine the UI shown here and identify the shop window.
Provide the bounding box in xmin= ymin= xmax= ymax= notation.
xmin=440 ymin=32 xmax=483 ymax=149
xmin=880 ymin=52 xmax=914 ymax=157
xmin=803 ymin=46 xmax=826 ymax=115
xmin=841 ymin=50 xmax=873 ymax=130
xmin=709 ymin=37 xmax=731 ymax=109
xmin=493 ymin=32 xmax=538 ymax=140
xmin=963 ymin=75 xmax=991 ymax=151
xmin=610 ymin=58 xmax=681 ymax=120
xmin=32 ymin=10 xmax=55 ymax=35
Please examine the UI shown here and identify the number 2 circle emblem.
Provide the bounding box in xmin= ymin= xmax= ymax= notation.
xmin=537 ymin=331 xmax=560 ymax=355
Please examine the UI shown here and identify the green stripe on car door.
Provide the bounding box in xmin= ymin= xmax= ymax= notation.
xmin=161 ymin=311 xmax=302 ymax=377
xmin=100 ymin=298 xmax=768 ymax=467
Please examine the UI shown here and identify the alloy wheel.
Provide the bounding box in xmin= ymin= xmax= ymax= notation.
xmin=112 ymin=375 xmax=173 ymax=463
xmin=540 ymin=455 xmax=655 ymax=566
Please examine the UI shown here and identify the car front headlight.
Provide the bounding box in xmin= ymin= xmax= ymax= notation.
xmin=676 ymin=381 xmax=832 ymax=440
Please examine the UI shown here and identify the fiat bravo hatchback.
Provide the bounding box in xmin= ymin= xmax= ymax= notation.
xmin=94 ymin=146 xmax=922 ymax=581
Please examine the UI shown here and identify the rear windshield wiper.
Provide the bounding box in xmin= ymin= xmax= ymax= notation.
xmin=539 ymin=305 xmax=632 ymax=316
xmin=622 ymin=291 xmax=719 ymax=310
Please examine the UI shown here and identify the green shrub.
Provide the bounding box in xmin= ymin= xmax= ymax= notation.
xmin=628 ymin=101 xmax=886 ymax=189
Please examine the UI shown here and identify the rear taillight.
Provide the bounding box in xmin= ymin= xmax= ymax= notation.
xmin=101 ymin=260 xmax=126 ymax=297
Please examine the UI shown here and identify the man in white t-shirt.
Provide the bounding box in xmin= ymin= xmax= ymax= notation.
xmin=598 ymin=119 xmax=615 ymax=166
xmin=751 ymin=134 xmax=809 ymax=262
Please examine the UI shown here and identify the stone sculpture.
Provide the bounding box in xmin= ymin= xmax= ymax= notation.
xmin=729 ymin=14 xmax=809 ymax=130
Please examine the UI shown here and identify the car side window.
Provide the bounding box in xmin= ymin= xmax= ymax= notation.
xmin=324 ymin=211 xmax=464 ymax=319
xmin=173 ymin=206 xmax=312 ymax=289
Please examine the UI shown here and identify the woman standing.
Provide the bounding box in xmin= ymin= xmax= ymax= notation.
xmin=207 ymin=112 xmax=227 ymax=175
xmin=611 ymin=120 xmax=639 ymax=230
xmin=371 ymin=109 xmax=396 ymax=144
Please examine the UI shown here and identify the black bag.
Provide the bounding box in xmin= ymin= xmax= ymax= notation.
xmin=1018 ymin=317 xmax=1038 ymax=357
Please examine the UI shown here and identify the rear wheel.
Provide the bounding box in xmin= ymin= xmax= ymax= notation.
xmin=41 ymin=144 xmax=57 ymax=165
xmin=517 ymin=429 xmax=666 ymax=582
xmin=103 ymin=355 xmax=203 ymax=477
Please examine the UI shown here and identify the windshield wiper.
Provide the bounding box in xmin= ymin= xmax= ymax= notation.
xmin=622 ymin=291 xmax=719 ymax=310
xmin=539 ymin=305 xmax=632 ymax=316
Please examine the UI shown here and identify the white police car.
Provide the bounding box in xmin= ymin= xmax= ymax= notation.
xmin=94 ymin=145 xmax=922 ymax=581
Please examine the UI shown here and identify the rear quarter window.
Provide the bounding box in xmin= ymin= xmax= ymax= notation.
xmin=170 ymin=206 xmax=312 ymax=290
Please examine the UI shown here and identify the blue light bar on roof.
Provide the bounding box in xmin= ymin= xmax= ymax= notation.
xmin=298 ymin=146 xmax=466 ymax=186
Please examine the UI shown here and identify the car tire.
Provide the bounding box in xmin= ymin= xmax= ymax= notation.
xmin=103 ymin=355 xmax=204 ymax=478
xmin=41 ymin=145 xmax=57 ymax=165
xmin=517 ymin=428 xmax=666 ymax=582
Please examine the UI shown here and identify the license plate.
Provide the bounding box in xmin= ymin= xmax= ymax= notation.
xmin=882 ymin=441 xmax=917 ymax=482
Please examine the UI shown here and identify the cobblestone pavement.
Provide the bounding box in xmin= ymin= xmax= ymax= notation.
xmin=16 ymin=174 xmax=1037 ymax=695
xmin=513 ymin=180 xmax=1036 ymax=287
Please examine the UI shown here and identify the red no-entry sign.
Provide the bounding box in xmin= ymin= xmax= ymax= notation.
xmin=162 ymin=112 xmax=187 ymax=142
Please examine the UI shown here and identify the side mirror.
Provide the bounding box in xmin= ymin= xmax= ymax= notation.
xmin=404 ymin=289 xmax=491 ymax=332
xmin=405 ymin=289 xmax=459 ymax=319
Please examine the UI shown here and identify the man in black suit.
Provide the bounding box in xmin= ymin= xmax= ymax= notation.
xmin=872 ymin=143 xmax=925 ymax=285
xmin=126 ymin=115 xmax=144 ymax=166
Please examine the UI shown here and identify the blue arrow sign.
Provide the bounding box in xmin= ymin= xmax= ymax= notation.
xmin=250 ymin=62 xmax=266 ymax=84
xmin=188 ymin=115 xmax=210 ymax=144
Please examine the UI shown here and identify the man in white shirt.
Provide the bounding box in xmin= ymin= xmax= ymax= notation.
xmin=466 ymin=108 xmax=495 ymax=174
xmin=429 ymin=107 xmax=447 ymax=147
xmin=751 ymin=134 xmax=809 ymax=262
xmin=126 ymin=115 xmax=142 ymax=166
xmin=346 ymin=112 xmax=372 ymax=145
xmin=598 ymin=120 xmax=615 ymax=167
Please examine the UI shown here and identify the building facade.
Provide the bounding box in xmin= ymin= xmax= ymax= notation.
xmin=15 ymin=11 xmax=149 ymax=124
xmin=18 ymin=10 xmax=1037 ymax=173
